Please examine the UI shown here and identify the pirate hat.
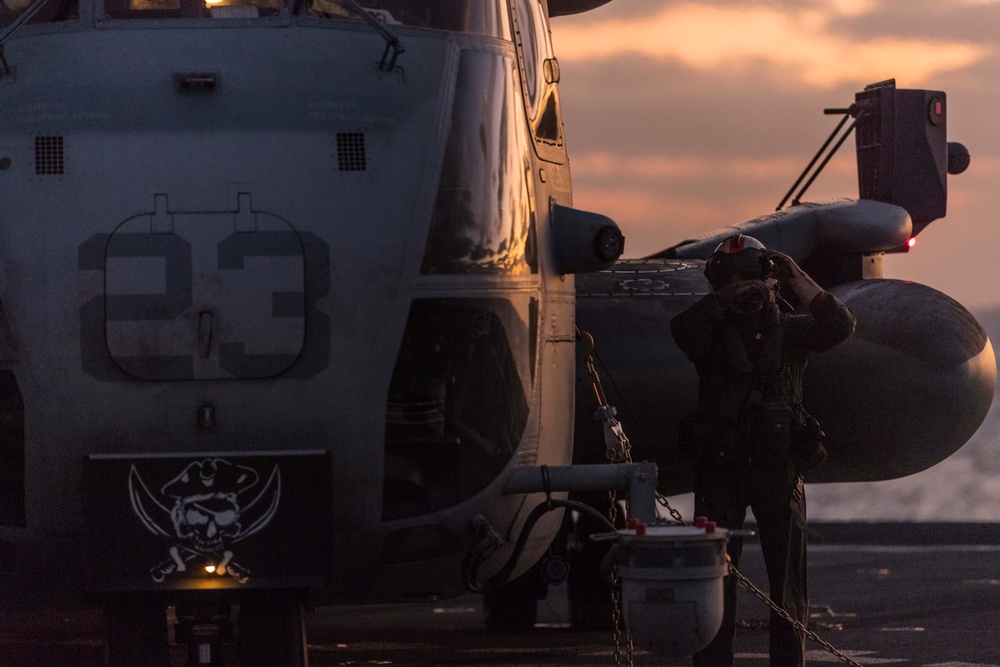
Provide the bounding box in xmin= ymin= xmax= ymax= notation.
xmin=161 ymin=458 xmax=259 ymax=498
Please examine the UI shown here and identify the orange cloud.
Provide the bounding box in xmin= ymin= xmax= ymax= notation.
xmin=570 ymin=180 xmax=797 ymax=256
xmin=569 ymin=150 xmax=1000 ymax=196
xmin=570 ymin=185 xmax=726 ymax=253
xmin=553 ymin=3 xmax=989 ymax=88
xmin=568 ymin=153 xmax=1000 ymax=261
xmin=570 ymin=152 xmax=855 ymax=182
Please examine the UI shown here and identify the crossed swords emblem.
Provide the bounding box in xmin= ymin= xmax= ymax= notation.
xmin=128 ymin=458 xmax=281 ymax=584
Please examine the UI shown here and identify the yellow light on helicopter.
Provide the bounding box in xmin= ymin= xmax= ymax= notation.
xmin=205 ymin=565 xmax=216 ymax=573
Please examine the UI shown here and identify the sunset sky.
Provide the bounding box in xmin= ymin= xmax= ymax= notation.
xmin=550 ymin=0 xmax=1000 ymax=309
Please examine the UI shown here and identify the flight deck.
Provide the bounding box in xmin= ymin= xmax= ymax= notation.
xmin=5 ymin=523 xmax=1000 ymax=666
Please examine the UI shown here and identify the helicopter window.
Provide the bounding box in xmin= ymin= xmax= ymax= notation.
xmin=511 ymin=0 xmax=539 ymax=112
xmin=383 ymin=297 xmax=532 ymax=521
xmin=511 ymin=0 xmax=564 ymax=161
xmin=1 ymin=0 xmax=78 ymax=26
xmin=535 ymin=93 xmax=559 ymax=141
xmin=304 ymin=1 xmax=503 ymax=38
xmin=422 ymin=50 xmax=537 ymax=275
xmin=104 ymin=0 xmax=280 ymax=19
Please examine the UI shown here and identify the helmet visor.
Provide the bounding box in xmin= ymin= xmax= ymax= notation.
xmin=705 ymin=248 xmax=768 ymax=288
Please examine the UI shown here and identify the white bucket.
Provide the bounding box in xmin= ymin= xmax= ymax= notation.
xmin=615 ymin=525 xmax=728 ymax=656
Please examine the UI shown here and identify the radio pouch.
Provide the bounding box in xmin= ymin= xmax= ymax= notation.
xmin=792 ymin=409 xmax=828 ymax=472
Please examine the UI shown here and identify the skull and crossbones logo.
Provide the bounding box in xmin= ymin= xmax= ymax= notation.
xmin=129 ymin=458 xmax=281 ymax=583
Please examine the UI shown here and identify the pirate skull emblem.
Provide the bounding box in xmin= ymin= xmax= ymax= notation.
xmin=164 ymin=459 xmax=261 ymax=552
xmin=129 ymin=457 xmax=281 ymax=582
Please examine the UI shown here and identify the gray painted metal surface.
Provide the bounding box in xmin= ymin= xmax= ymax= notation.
xmin=0 ymin=0 xmax=622 ymax=612
xmin=0 ymin=3 xmax=992 ymax=663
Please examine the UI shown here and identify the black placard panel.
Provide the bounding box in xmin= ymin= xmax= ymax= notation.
xmin=84 ymin=451 xmax=332 ymax=593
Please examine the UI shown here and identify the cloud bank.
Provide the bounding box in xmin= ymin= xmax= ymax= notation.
xmin=553 ymin=1 xmax=1000 ymax=307
xmin=554 ymin=3 xmax=990 ymax=88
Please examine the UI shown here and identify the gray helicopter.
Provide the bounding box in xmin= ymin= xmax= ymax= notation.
xmin=0 ymin=0 xmax=992 ymax=663
xmin=0 ymin=0 xmax=630 ymax=663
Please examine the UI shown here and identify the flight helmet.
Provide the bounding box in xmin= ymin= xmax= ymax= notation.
xmin=704 ymin=234 xmax=769 ymax=289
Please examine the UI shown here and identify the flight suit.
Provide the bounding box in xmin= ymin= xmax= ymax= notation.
xmin=671 ymin=287 xmax=855 ymax=667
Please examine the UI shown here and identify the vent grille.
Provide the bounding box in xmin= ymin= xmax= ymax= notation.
xmin=34 ymin=136 xmax=64 ymax=175
xmin=336 ymin=132 xmax=367 ymax=172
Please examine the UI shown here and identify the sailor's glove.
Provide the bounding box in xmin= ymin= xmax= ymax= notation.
xmin=763 ymin=250 xmax=823 ymax=306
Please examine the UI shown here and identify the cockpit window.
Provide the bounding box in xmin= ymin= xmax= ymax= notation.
xmin=1 ymin=0 xmax=33 ymax=25
xmin=1 ymin=0 xmax=78 ymax=27
xmin=104 ymin=0 xmax=280 ymax=19
xmin=304 ymin=0 xmax=503 ymax=38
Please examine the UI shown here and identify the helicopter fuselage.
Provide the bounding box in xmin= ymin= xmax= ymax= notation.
xmin=0 ymin=0 xmax=584 ymax=606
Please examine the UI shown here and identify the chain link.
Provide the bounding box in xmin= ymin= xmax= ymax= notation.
xmin=726 ymin=565 xmax=863 ymax=667
xmin=608 ymin=489 xmax=634 ymax=665
xmin=656 ymin=495 xmax=863 ymax=667
xmin=581 ymin=329 xmax=636 ymax=667
xmin=608 ymin=490 xmax=630 ymax=667
xmin=655 ymin=493 xmax=687 ymax=524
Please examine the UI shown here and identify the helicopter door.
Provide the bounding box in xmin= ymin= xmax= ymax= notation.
xmin=104 ymin=195 xmax=305 ymax=380
xmin=511 ymin=0 xmax=566 ymax=164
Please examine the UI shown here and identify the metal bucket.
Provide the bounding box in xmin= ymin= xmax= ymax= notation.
xmin=615 ymin=525 xmax=728 ymax=656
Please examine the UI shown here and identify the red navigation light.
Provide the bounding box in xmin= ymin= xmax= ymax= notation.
xmin=907 ymin=237 xmax=917 ymax=248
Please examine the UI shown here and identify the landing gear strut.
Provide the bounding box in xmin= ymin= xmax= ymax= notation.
xmin=175 ymin=598 xmax=232 ymax=667
xmin=101 ymin=590 xmax=309 ymax=667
